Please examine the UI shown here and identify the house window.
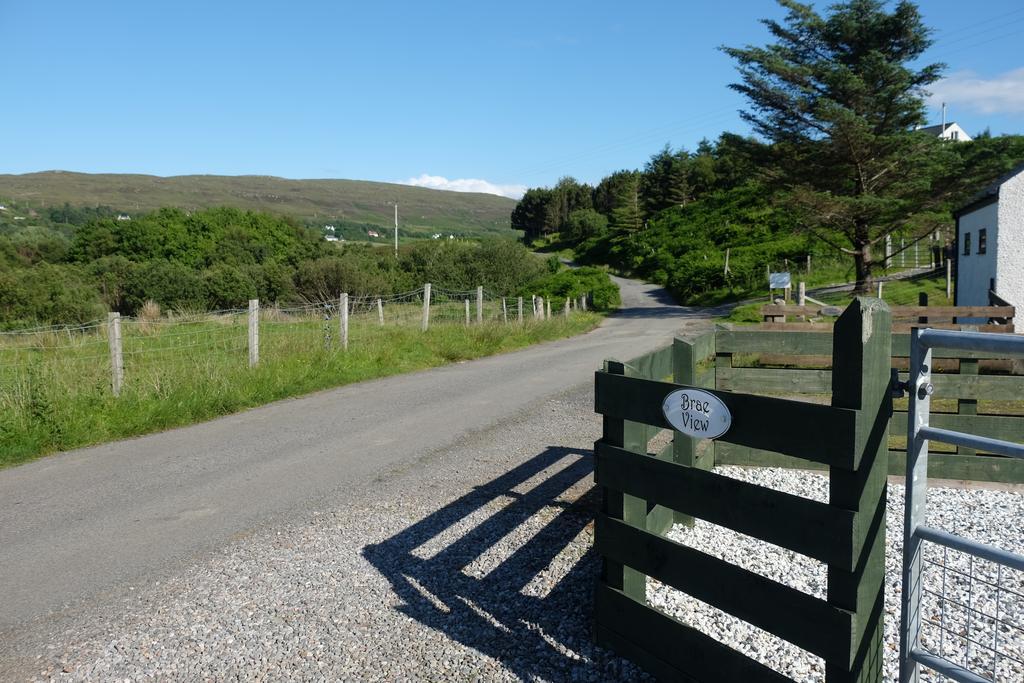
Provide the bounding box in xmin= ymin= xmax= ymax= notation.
xmin=952 ymin=130 xmax=959 ymax=141
xmin=979 ymin=229 xmax=987 ymax=254
xmin=963 ymin=232 xmax=971 ymax=256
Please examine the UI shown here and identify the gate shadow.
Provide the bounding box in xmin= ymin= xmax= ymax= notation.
xmin=362 ymin=447 xmax=641 ymax=681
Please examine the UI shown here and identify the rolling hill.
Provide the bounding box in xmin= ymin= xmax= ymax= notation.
xmin=0 ymin=171 xmax=518 ymax=239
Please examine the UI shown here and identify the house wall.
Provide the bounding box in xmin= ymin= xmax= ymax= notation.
xmin=956 ymin=202 xmax=998 ymax=309
xmin=996 ymin=171 xmax=1024 ymax=311
xmin=940 ymin=122 xmax=972 ymax=142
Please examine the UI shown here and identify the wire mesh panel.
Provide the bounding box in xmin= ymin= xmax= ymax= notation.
xmin=900 ymin=328 xmax=1024 ymax=683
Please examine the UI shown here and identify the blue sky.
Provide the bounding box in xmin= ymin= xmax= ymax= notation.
xmin=2 ymin=1 xmax=1023 ymax=197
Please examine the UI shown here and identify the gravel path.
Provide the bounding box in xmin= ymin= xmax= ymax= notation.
xmin=9 ymin=389 xmax=1023 ymax=681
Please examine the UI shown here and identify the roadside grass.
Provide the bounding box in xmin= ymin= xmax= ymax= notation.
xmin=0 ymin=314 xmax=602 ymax=467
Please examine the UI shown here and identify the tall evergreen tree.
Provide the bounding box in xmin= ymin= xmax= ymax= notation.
xmin=610 ymin=172 xmax=643 ymax=233
xmin=640 ymin=144 xmax=690 ymax=217
xmin=723 ymin=0 xmax=946 ymax=292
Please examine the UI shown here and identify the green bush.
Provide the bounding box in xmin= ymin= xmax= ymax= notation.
xmin=521 ymin=266 xmax=620 ymax=312
xmin=0 ymin=263 xmax=106 ymax=326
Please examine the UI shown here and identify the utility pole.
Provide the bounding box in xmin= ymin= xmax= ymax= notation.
xmin=394 ymin=202 xmax=399 ymax=258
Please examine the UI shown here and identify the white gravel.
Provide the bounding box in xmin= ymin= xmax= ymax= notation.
xmin=8 ymin=387 xmax=1022 ymax=682
xmin=652 ymin=466 xmax=1024 ymax=682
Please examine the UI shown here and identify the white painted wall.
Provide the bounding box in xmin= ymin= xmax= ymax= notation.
xmin=939 ymin=122 xmax=972 ymax=142
xmin=996 ymin=171 xmax=1024 ymax=311
xmin=957 ymin=202 xmax=998 ymax=307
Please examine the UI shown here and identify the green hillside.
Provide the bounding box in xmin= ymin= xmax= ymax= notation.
xmin=0 ymin=171 xmax=518 ymax=239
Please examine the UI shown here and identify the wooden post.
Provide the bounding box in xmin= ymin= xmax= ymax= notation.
xmin=957 ymin=358 xmax=978 ymax=456
xmin=723 ymin=247 xmax=730 ymax=276
xmin=807 ymin=254 xmax=811 ymax=274
xmin=517 ymin=296 xmax=523 ymax=323
xmin=247 ymin=299 xmax=259 ymax=368
xmin=828 ymin=298 xmax=890 ymax=683
xmin=476 ymin=286 xmax=483 ymax=324
xmin=876 ymin=281 xmax=884 ymax=298
xmin=564 ymin=298 xmax=570 ymax=319
xmin=946 ymin=259 xmax=952 ymax=300
xmin=377 ymin=298 xmax=384 ymax=325
xmin=421 ymin=283 xmax=431 ymax=331
xmin=502 ymin=297 xmax=507 ymax=323
xmin=598 ymin=360 xmax=648 ymax=604
xmin=546 ymin=299 xmax=552 ymax=319
xmin=884 ymin=234 xmax=892 ymax=269
xmin=537 ymin=296 xmax=544 ymax=320
xmin=464 ymin=299 xmax=470 ymax=326
xmin=531 ymin=295 xmax=537 ymax=318
xmin=672 ymin=333 xmax=716 ymax=526
xmin=108 ymin=312 xmax=124 ymax=396
xmin=582 ymin=294 xmax=587 ymax=311
xmin=339 ymin=293 xmax=349 ymax=350
xmin=798 ymin=281 xmax=806 ymax=306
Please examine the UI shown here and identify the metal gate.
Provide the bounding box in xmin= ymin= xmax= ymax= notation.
xmin=899 ymin=328 xmax=1024 ymax=682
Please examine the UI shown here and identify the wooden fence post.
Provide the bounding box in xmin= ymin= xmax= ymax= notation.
xmin=339 ymin=293 xmax=349 ymax=350
xmin=671 ymin=333 xmax=716 ymax=526
xmin=537 ymin=296 xmax=543 ymax=320
xmin=377 ymin=298 xmax=384 ymax=325
xmin=464 ymin=299 xmax=470 ymax=326
xmin=876 ymin=281 xmax=884 ymax=298
xmin=598 ymin=360 xmax=648 ymax=604
xmin=518 ymin=296 xmax=523 ymax=323
xmin=564 ymin=298 xmax=570 ymax=319
xmin=421 ymin=283 xmax=431 ymax=331
xmin=546 ymin=299 xmax=552 ymax=319
xmin=828 ymin=298 xmax=890 ymax=683
xmin=798 ymin=282 xmax=806 ymax=306
xmin=531 ymin=295 xmax=537 ymax=318
xmin=502 ymin=297 xmax=507 ymax=323
xmin=247 ymin=300 xmax=259 ymax=368
xmin=108 ymin=312 xmax=124 ymax=396
xmin=476 ymin=286 xmax=483 ymax=324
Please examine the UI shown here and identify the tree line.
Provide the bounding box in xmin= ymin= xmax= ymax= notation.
xmin=0 ymin=206 xmax=618 ymax=326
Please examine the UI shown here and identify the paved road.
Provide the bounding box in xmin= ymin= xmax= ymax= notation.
xmin=0 ymin=276 xmax=711 ymax=640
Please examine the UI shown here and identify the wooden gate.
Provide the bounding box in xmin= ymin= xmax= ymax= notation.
xmin=592 ymin=299 xmax=891 ymax=682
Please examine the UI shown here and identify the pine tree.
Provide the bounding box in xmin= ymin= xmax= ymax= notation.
xmin=723 ymin=0 xmax=947 ymax=292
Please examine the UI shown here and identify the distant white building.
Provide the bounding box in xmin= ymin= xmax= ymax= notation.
xmin=918 ymin=122 xmax=972 ymax=142
xmin=117 ymin=214 xmax=131 ymax=221
xmin=325 ymin=235 xmax=339 ymax=242
xmin=953 ymin=162 xmax=1024 ymax=316
xmin=0 ymin=204 xmax=7 ymax=211
xmin=367 ymin=230 xmax=380 ymax=238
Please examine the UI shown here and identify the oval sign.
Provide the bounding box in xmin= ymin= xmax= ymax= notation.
xmin=662 ymin=389 xmax=732 ymax=440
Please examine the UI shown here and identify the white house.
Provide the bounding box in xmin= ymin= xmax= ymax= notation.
xmin=953 ymin=162 xmax=1024 ymax=316
xmin=918 ymin=122 xmax=972 ymax=142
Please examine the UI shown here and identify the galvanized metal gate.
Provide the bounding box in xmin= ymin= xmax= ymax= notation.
xmin=899 ymin=328 xmax=1024 ymax=682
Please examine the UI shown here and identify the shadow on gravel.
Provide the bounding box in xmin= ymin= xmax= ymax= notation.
xmin=362 ymin=446 xmax=645 ymax=681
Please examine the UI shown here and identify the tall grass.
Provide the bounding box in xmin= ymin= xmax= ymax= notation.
xmin=0 ymin=312 xmax=601 ymax=467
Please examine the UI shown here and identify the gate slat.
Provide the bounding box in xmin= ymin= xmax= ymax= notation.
xmin=595 ymin=584 xmax=792 ymax=683
xmin=595 ymin=440 xmax=855 ymax=568
xmin=596 ymin=515 xmax=854 ymax=662
xmin=594 ymin=371 xmax=859 ymax=468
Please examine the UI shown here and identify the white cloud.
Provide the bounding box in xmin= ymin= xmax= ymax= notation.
xmin=400 ymin=174 xmax=526 ymax=200
xmin=928 ymin=68 xmax=1024 ymax=115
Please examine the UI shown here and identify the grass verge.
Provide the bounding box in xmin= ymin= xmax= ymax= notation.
xmin=0 ymin=314 xmax=602 ymax=467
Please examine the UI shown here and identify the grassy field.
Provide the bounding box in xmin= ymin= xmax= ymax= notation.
xmin=0 ymin=311 xmax=600 ymax=467
xmin=0 ymin=171 xmax=518 ymax=238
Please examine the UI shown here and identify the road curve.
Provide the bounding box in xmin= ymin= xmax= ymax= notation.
xmin=0 ymin=276 xmax=710 ymax=637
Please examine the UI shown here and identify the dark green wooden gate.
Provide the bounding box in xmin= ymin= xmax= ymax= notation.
xmin=592 ymin=299 xmax=891 ymax=682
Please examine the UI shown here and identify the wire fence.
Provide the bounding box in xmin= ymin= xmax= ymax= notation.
xmin=0 ymin=285 xmax=589 ymax=405
xmin=918 ymin=540 xmax=1024 ymax=681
